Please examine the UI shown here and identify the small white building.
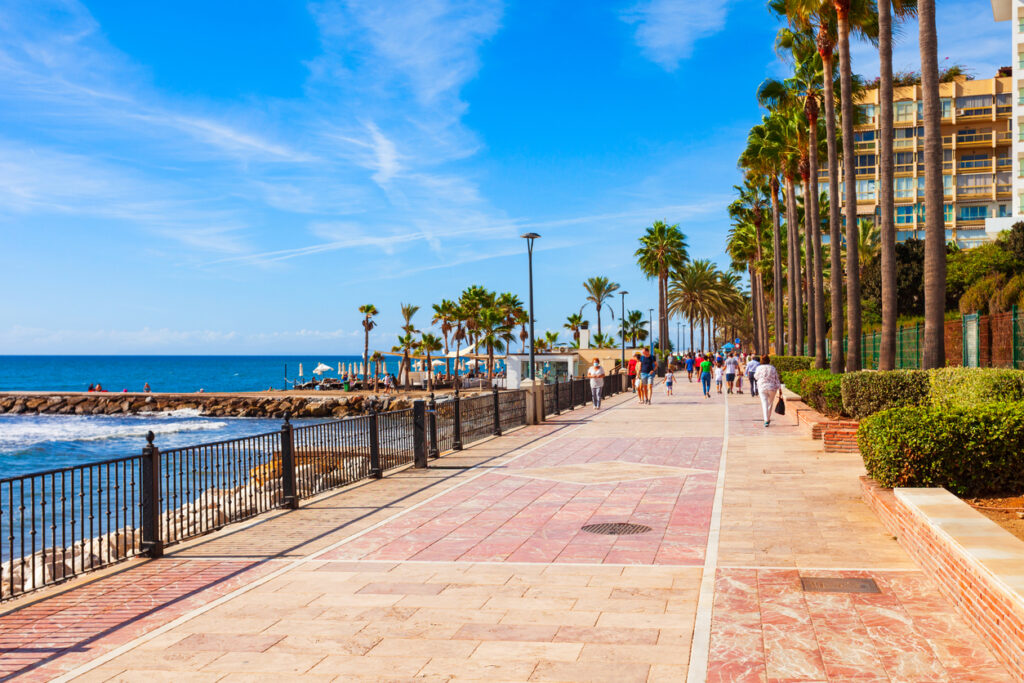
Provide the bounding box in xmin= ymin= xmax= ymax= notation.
xmin=505 ymin=353 xmax=581 ymax=389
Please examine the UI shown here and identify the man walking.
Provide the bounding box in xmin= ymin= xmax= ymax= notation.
xmin=587 ymin=358 xmax=605 ymax=409
xmin=638 ymin=348 xmax=657 ymax=404
xmin=745 ymin=354 xmax=760 ymax=397
xmin=627 ymin=353 xmax=639 ymax=394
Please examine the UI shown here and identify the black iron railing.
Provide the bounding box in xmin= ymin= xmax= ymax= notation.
xmin=1 ymin=387 xmax=543 ymax=601
xmin=542 ymin=372 xmax=625 ymax=417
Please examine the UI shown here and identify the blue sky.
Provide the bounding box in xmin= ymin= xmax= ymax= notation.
xmin=0 ymin=0 xmax=1009 ymax=354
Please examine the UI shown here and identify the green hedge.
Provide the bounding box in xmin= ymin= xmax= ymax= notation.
xmin=841 ymin=370 xmax=930 ymax=419
xmin=928 ymin=368 xmax=1024 ymax=410
xmin=858 ymin=402 xmax=1024 ymax=496
xmin=782 ymin=369 xmax=845 ymax=418
xmin=771 ymin=355 xmax=814 ymax=372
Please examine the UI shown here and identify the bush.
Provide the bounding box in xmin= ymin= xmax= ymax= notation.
xmin=928 ymin=367 xmax=1024 ymax=410
xmin=772 ymin=355 xmax=814 ymax=372
xmin=782 ymin=369 xmax=845 ymax=417
xmin=858 ymin=402 xmax=1024 ymax=496
xmin=959 ymin=273 xmax=1006 ymax=315
xmin=841 ymin=370 xmax=930 ymax=419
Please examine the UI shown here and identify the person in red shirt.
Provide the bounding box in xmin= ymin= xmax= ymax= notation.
xmin=627 ymin=353 xmax=639 ymax=394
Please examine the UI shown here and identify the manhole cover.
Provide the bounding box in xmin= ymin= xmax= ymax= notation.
xmin=581 ymin=522 xmax=652 ymax=536
xmin=800 ymin=577 xmax=880 ymax=594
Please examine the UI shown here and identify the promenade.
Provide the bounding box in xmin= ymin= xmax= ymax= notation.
xmin=0 ymin=380 xmax=1012 ymax=682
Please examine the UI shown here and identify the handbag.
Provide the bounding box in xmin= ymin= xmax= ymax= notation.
xmin=774 ymin=395 xmax=786 ymax=416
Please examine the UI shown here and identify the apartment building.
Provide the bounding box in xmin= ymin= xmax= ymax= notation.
xmin=990 ymin=0 xmax=1024 ymax=241
xmin=819 ymin=74 xmax=1012 ymax=249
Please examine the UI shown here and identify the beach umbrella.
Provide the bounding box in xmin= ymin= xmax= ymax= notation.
xmin=432 ymin=359 xmax=445 ymax=366
xmin=338 ymin=362 xmax=342 ymax=374
xmin=313 ymin=362 xmax=332 ymax=375
xmin=299 ymin=363 xmax=304 ymax=377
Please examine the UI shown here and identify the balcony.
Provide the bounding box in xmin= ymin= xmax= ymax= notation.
xmin=893 ymin=138 xmax=915 ymax=150
xmin=956 ymin=107 xmax=993 ymax=120
xmin=997 ymin=105 xmax=1013 ymax=116
xmin=854 ymin=140 xmax=876 ymax=152
xmin=958 ymin=160 xmax=993 ymax=173
xmin=998 ymin=157 xmax=1013 ymax=169
xmin=894 ymin=163 xmax=915 ymax=174
xmin=855 ymin=166 xmax=876 ymax=177
xmin=956 ymin=185 xmax=994 ymax=197
xmin=997 ymin=185 xmax=1013 ymax=197
xmin=943 ymin=161 xmax=954 ymax=171
xmin=997 ymin=130 xmax=1013 ymax=143
xmin=942 ymin=135 xmax=953 ymax=147
xmin=955 ymin=132 xmax=995 ymax=147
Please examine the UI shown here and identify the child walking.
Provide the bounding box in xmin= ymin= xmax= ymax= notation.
xmin=665 ymin=367 xmax=675 ymax=396
xmin=713 ymin=362 xmax=724 ymax=394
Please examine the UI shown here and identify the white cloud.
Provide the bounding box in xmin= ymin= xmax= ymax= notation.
xmin=622 ymin=0 xmax=731 ymax=71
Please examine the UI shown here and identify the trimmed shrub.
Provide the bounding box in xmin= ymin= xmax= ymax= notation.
xmin=771 ymin=355 xmax=814 ymax=372
xmin=858 ymin=402 xmax=1024 ymax=497
xmin=928 ymin=367 xmax=1024 ymax=410
xmin=959 ymin=273 xmax=1006 ymax=315
xmin=782 ymin=369 xmax=845 ymax=417
xmin=841 ymin=370 xmax=930 ymax=419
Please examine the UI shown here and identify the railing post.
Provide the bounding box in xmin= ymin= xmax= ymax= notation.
xmin=369 ymin=408 xmax=382 ymax=479
xmin=452 ymin=388 xmax=463 ymax=450
xmin=568 ymin=378 xmax=574 ymax=410
xmin=413 ymin=400 xmax=428 ymax=468
xmin=492 ymin=387 xmax=502 ymax=436
xmin=280 ymin=412 xmax=299 ymax=509
xmin=1013 ymin=305 xmax=1020 ymax=369
xmin=427 ymin=393 xmax=440 ymax=459
xmin=140 ymin=431 xmax=164 ymax=558
xmin=553 ymin=379 xmax=560 ymax=415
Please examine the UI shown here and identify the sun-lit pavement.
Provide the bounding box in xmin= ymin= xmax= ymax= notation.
xmin=0 ymin=380 xmax=1012 ymax=681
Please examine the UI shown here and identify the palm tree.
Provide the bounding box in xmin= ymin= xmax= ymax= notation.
xmin=563 ymin=313 xmax=587 ymax=345
xmin=580 ymin=276 xmax=620 ymax=336
xmin=728 ymin=178 xmax=772 ymax=352
xmin=668 ymin=260 xmax=717 ymax=352
xmin=475 ymin=308 xmax=508 ymax=378
xmin=431 ymin=299 xmax=457 ymax=378
xmin=397 ymin=303 xmax=420 ymax=389
xmin=591 ymin=332 xmax=615 ymax=349
xmin=856 ymin=218 xmax=880 ymax=267
xmin=418 ymin=333 xmax=443 ymax=391
xmin=543 ymin=331 xmax=560 ymax=349
xmin=635 ymin=221 xmax=689 ymax=350
xmin=369 ymin=351 xmax=384 ymax=392
xmin=358 ymin=304 xmax=378 ymax=385
xmin=619 ymin=310 xmax=648 ymax=347
xmin=918 ymin=0 xmax=945 ymax=368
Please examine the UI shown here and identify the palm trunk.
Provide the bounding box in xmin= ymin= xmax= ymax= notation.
xmin=785 ymin=174 xmax=802 ymax=356
xmin=363 ymin=324 xmax=370 ymax=385
xmin=837 ymin=4 xmax=861 ymax=371
xmin=821 ymin=40 xmax=844 ymax=373
xmin=802 ymin=173 xmax=817 ymax=358
xmin=807 ymin=98 xmax=827 ymax=369
xmin=877 ymin=0 xmax=897 ymax=370
xmin=919 ymin=0 xmax=945 ymax=368
xmin=454 ymin=337 xmax=462 ymax=384
xmin=750 ymin=264 xmax=761 ymax=353
xmin=596 ymin=308 xmax=602 ymax=337
xmin=770 ymin=176 xmax=785 ymax=354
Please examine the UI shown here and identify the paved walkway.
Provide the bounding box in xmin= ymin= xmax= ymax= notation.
xmin=0 ymin=380 xmax=1013 ymax=682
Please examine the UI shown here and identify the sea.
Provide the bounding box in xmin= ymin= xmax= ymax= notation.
xmin=0 ymin=355 xmax=474 ymax=479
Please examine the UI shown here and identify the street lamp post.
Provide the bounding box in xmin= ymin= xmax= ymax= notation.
xmin=619 ymin=290 xmax=629 ymax=371
xmin=648 ymin=307 xmax=655 ymax=357
xmin=676 ymin=321 xmax=681 ymax=355
xmin=521 ymin=233 xmax=541 ymax=381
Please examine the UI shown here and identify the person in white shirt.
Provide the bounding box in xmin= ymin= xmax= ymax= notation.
xmin=713 ymin=363 xmax=724 ymax=394
xmin=587 ymin=359 xmax=606 ymax=409
xmin=752 ymin=355 xmax=782 ymax=427
xmin=664 ymin=368 xmax=675 ymax=396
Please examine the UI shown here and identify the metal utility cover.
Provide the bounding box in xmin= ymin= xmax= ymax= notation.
xmin=800 ymin=577 xmax=880 ymax=593
xmin=581 ymin=523 xmax=652 ymax=536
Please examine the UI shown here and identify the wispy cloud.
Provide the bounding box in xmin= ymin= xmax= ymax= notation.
xmin=622 ymin=0 xmax=731 ymax=71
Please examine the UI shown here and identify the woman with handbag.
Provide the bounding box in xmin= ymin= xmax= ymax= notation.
xmin=752 ymin=355 xmax=782 ymax=428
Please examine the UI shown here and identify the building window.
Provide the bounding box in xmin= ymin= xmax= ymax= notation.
xmin=997 ymin=93 xmax=1012 ymax=109
xmin=856 ymin=179 xmax=876 ymax=200
xmin=999 ymin=204 xmax=1010 ymax=217
xmin=946 ymin=203 xmax=954 ymax=223
xmin=896 ymin=206 xmax=915 ymax=224
xmin=895 ymin=101 xmax=916 ymax=123
xmin=859 ymin=104 xmax=877 ymax=124
xmin=940 ymin=98 xmax=952 ymax=119
xmin=854 ymin=130 xmax=875 ymax=141
xmin=895 ymin=177 xmax=915 ymax=199
xmin=960 ymin=153 xmax=990 ymax=169
xmin=943 ymin=175 xmax=953 ymax=194
xmin=957 ymin=95 xmax=993 ymax=115
xmin=897 ymin=230 xmax=916 ymax=241
xmin=958 ymin=205 xmax=989 ymax=221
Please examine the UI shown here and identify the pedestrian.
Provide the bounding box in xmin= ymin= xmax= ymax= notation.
xmin=713 ymin=361 xmax=724 ymax=394
xmin=638 ymin=348 xmax=657 ymax=405
xmin=685 ymin=354 xmax=695 ymax=382
xmin=724 ymin=353 xmax=739 ymax=394
xmin=753 ymin=355 xmax=782 ymax=427
xmin=628 ymin=353 xmax=639 ymax=394
xmin=143 ymin=382 xmax=151 ymax=393
xmin=587 ymin=358 xmax=605 ymax=409
xmin=746 ymin=354 xmax=760 ymax=397
xmin=735 ymin=357 xmax=745 ymax=394
xmin=665 ymin=366 xmax=675 ymax=396
xmin=699 ymin=355 xmax=712 ymax=398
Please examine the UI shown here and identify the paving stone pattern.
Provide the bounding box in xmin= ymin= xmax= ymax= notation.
xmin=0 ymin=381 xmax=1012 ymax=681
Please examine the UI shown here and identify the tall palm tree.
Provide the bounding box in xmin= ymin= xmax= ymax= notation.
xmin=635 ymin=221 xmax=689 ymax=350
xmin=591 ymin=332 xmax=615 ymax=349
xmin=369 ymin=350 xmax=384 ymax=392
xmin=397 ymin=303 xmax=419 ymax=390
xmin=358 ymin=304 xmax=378 ymax=385
xmin=475 ymin=308 xmax=508 ymax=379
xmin=728 ymin=178 xmax=772 ymax=352
xmin=918 ymin=0 xmax=945 ymax=368
xmin=563 ymin=313 xmax=587 ymax=345
xmin=619 ymin=310 xmax=649 ymax=347
xmin=431 ymin=299 xmax=457 ymax=378
xmin=856 ymin=218 xmax=880 ymax=266
xmin=580 ymin=276 xmax=620 ymax=336
xmin=418 ymin=333 xmax=443 ymax=391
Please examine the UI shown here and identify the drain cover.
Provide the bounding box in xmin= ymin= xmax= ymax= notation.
xmin=800 ymin=577 xmax=880 ymax=594
xmin=581 ymin=522 xmax=652 ymax=536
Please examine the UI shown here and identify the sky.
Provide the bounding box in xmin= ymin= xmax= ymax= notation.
xmin=0 ymin=0 xmax=1010 ymax=354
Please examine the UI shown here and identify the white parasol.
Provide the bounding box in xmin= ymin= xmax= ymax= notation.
xmin=299 ymin=363 xmax=304 ymax=377
xmin=313 ymin=362 xmax=333 ymax=375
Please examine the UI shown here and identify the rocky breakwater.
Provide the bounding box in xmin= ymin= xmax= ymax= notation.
xmin=0 ymin=393 xmax=413 ymax=418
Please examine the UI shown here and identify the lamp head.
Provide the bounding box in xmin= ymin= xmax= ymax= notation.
xmin=621 ymin=290 xmax=629 ymax=296
xmin=520 ymin=232 xmax=540 ymax=240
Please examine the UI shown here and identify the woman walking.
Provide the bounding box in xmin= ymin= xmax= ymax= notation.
xmin=699 ymin=355 xmax=712 ymax=398
xmin=587 ymin=358 xmax=605 ymax=409
xmin=752 ymin=355 xmax=781 ymax=427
